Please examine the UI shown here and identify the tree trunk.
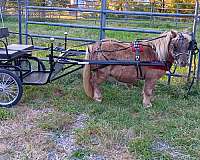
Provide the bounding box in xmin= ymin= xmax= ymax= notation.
xmin=40 ymin=0 xmax=46 ymax=18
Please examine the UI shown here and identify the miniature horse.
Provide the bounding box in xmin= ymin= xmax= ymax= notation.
xmin=83 ymin=30 xmax=191 ymax=108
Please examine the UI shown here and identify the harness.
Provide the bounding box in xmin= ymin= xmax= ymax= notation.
xmin=92 ymin=36 xmax=180 ymax=78
xmin=131 ymin=41 xmax=173 ymax=79
xmin=131 ymin=41 xmax=144 ymax=79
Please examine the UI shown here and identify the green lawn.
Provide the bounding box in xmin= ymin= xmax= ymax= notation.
xmin=0 ymin=17 xmax=200 ymax=159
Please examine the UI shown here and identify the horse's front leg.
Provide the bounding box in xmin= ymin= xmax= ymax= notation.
xmin=143 ymin=79 xmax=157 ymax=108
xmin=92 ymin=69 xmax=109 ymax=102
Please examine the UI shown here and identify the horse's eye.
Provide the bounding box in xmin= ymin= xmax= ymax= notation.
xmin=174 ymin=46 xmax=178 ymax=51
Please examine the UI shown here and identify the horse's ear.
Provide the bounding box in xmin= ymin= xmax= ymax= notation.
xmin=170 ymin=30 xmax=178 ymax=38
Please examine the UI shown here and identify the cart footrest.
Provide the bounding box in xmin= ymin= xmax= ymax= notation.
xmin=23 ymin=71 xmax=50 ymax=84
xmin=50 ymin=63 xmax=64 ymax=80
xmin=50 ymin=52 xmax=67 ymax=80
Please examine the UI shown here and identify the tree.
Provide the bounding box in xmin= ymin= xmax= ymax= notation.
xmin=0 ymin=0 xmax=7 ymax=12
xmin=168 ymin=0 xmax=195 ymax=13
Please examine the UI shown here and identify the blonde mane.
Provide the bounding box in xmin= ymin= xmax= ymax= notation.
xmin=150 ymin=31 xmax=191 ymax=61
xmin=150 ymin=31 xmax=172 ymax=61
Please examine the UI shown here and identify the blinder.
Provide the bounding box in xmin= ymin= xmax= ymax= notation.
xmin=188 ymin=40 xmax=199 ymax=52
xmin=178 ymin=33 xmax=184 ymax=47
xmin=172 ymin=33 xmax=184 ymax=60
xmin=178 ymin=33 xmax=194 ymax=51
xmin=172 ymin=33 xmax=191 ymax=66
xmin=174 ymin=33 xmax=193 ymax=54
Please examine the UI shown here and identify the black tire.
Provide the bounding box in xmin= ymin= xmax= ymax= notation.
xmin=0 ymin=69 xmax=23 ymax=108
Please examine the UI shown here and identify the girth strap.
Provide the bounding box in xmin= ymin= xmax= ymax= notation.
xmin=132 ymin=41 xmax=144 ymax=79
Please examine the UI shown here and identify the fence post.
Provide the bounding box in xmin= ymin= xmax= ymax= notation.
xmin=99 ymin=0 xmax=106 ymax=40
xmin=187 ymin=1 xmax=199 ymax=82
xmin=17 ymin=0 xmax=22 ymax=44
xmin=25 ymin=0 xmax=29 ymax=44
xmin=150 ymin=2 xmax=155 ymax=26
xmin=76 ymin=0 xmax=78 ymax=20
xmin=193 ymin=0 xmax=200 ymax=82
xmin=175 ymin=3 xmax=178 ymax=28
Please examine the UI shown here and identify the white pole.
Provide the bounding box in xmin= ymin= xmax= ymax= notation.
xmin=192 ymin=0 xmax=199 ymax=40
xmin=194 ymin=0 xmax=200 ymax=81
xmin=0 ymin=6 xmax=5 ymax=28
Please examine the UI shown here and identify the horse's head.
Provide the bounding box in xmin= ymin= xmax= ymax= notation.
xmin=169 ymin=30 xmax=192 ymax=67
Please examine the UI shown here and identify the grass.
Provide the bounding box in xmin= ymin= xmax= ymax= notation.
xmin=1 ymin=17 xmax=200 ymax=159
xmin=38 ymin=111 xmax=74 ymax=132
xmin=70 ymin=148 xmax=91 ymax=159
xmin=20 ymin=71 xmax=200 ymax=159
xmin=0 ymin=108 xmax=14 ymax=120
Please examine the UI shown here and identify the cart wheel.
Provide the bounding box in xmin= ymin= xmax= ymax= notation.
xmin=0 ymin=69 xmax=23 ymax=107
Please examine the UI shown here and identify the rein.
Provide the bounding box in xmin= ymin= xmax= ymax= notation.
xmin=91 ymin=35 xmax=172 ymax=74
xmin=137 ymin=35 xmax=168 ymax=42
xmin=92 ymin=35 xmax=168 ymax=54
xmin=93 ymin=43 xmax=154 ymax=54
xmin=94 ymin=46 xmax=131 ymax=53
xmin=187 ymin=41 xmax=199 ymax=93
xmin=92 ymin=32 xmax=191 ymax=75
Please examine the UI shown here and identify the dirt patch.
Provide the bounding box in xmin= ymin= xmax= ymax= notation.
xmin=0 ymin=105 xmax=77 ymax=159
xmin=53 ymin=88 xmax=65 ymax=97
xmin=0 ymin=106 xmax=134 ymax=159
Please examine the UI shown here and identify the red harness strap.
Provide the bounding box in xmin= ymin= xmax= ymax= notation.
xmin=131 ymin=43 xmax=144 ymax=53
xmin=131 ymin=42 xmax=144 ymax=79
xmin=147 ymin=65 xmax=169 ymax=71
xmin=130 ymin=43 xmax=174 ymax=71
xmin=147 ymin=54 xmax=174 ymax=71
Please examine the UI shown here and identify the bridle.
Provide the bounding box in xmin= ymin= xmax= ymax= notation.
xmin=172 ymin=33 xmax=190 ymax=62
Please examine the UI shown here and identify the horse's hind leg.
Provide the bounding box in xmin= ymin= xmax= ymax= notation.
xmin=143 ymin=79 xmax=157 ymax=108
xmin=92 ymin=69 xmax=109 ymax=102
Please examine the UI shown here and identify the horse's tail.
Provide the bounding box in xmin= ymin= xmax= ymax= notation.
xmin=83 ymin=46 xmax=93 ymax=99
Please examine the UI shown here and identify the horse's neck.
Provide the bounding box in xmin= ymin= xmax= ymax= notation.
xmin=151 ymin=35 xmax=171 ymax=61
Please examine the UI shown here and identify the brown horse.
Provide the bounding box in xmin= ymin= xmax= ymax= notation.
xmin=83 ymin=30 xmax=192 ymax=108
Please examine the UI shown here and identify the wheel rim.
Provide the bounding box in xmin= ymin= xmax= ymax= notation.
xmin=0 ymin=72 xmax=20 ymax=106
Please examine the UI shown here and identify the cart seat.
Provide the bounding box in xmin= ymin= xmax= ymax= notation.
xmin=0 ymin=44 xmax=34 ymax=59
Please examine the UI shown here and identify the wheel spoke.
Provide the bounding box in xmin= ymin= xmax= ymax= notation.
xmin=0 ymin=71 xmax=22 ymax=106
xmin=4 ymin=84 xmax=19 ymax=101
xmin=5 ymin=87 xmax=18 ymax=93
xmin=2 ymin=74 xmax=5 ymax=84
xmin=5 ymin=91 xmax=16 ymax=100
xmin=5 ymin=90 xmax=17 ymax=97
xmin=4 ymin=77 xmax=10 ymax=85
xmin=1 ymin=93 xmax=11 ymax=103
xmin=6 ymin=78 xmax=15 ymax=87
xmin=4 ymin=92 xmax=12 ymax=102
xmin=0 ymin=94 xmax=4 ymax=102
xmin=0 ymin=94 xmax=6 ymax=103
xmin=5 ymin=89 xmax=17 ymax=95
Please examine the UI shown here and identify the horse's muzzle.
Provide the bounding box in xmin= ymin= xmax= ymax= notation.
xmin=178 ymin=61 xmax=187 ymax=67
xmin=174 ymin=52 xmax=189 ymax=67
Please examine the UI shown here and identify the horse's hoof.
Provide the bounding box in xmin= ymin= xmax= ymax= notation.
xmin=96 ymin=99 xmax=102 ymax=102
xmin=94 ymin=97 xmax=102 ymax=102
xmin=127 ymin=84 xmax=133 ymax=89
xmin=143 ymin=103 xmax=152 ymax=108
